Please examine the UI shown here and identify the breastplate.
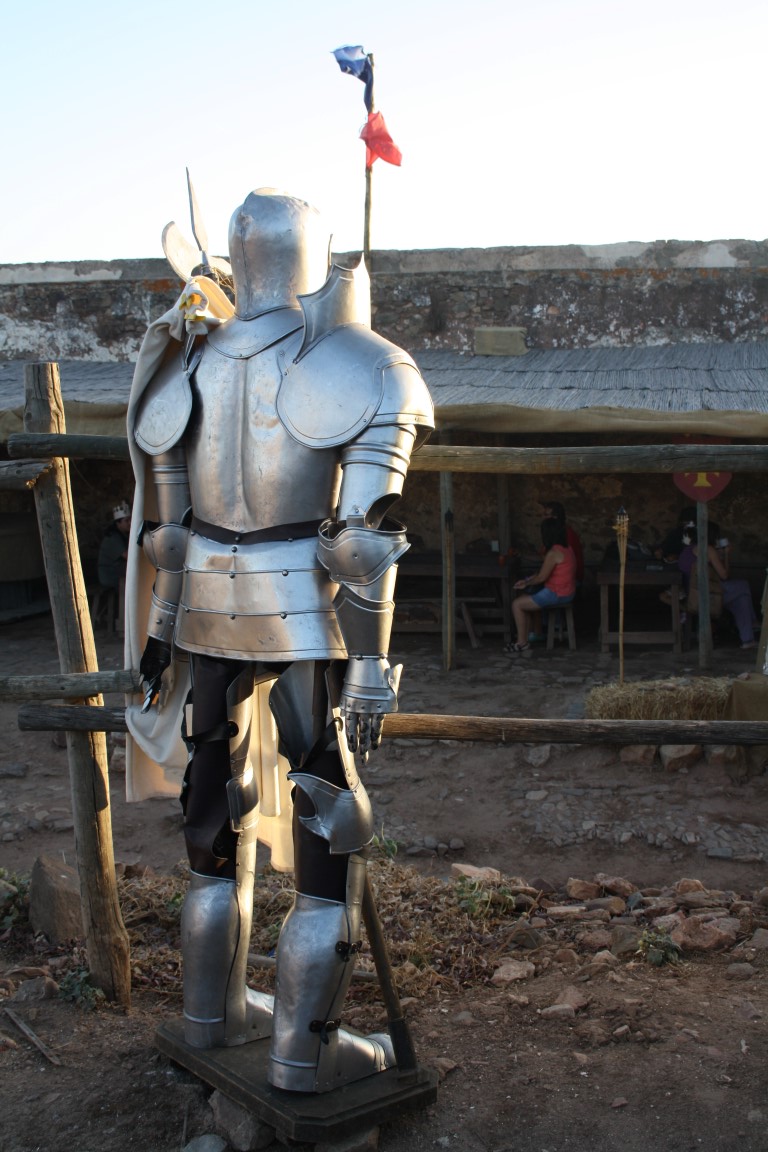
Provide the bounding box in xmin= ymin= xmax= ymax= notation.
xmin=177 ymin=336 xmax=345 ymax=662
xmin=185 ymin=337 xmax=341 ymax=531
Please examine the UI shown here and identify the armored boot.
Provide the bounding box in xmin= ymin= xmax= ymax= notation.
xmin=181 ymin=666 xmax=273 ymax=1048
xmin=268 ymin=852 xmax=394 ymax=1092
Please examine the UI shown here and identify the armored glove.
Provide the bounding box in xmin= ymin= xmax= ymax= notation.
xmin=139 ymin=637 xmax=172 ymax=712
xmin=341 ymin=656 xmax=401 ymax=760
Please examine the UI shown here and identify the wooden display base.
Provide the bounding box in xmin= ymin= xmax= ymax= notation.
xmin=156 ymin=1019 xmax=439 ymax=1144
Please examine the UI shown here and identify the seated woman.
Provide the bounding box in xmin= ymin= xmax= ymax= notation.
xmin=678 ymin=526 xmax=759 ymax=650
xmin=506 ymin=519 xmax=577 ymax=655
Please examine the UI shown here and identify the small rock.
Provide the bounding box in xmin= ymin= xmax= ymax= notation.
xmin=432 ymin=1057 xmax=458 ymax=1081
xmin=747 ymin=928 xmax=768 ymax=950
xmin=540 ymin=1003 xmax=575 ymax=1020
xmin=13 ymin=976 xmax=59 ymax=1002
xmin=611 ymin=925 xmax=642 ymax=957
xmin=611 ymin=1096 xmax=629 ymax=1108
xmin=184 ymin=1137 xmax=228 ymax=1152
xmin=726 ymin=963 xmax=757 ymax=980
xmin=566 ymin=878 xmax=601 ymax=901
xmin=619 ymin=745 xmax=657 ymax=766
xmin=448 ymin=837 xmax=465 ymax=851
xmin=674 ymin=878 xmax=706 ymax=894
xmin=660 ymin=744 xmax=703 ymax=772
xmin=210 ymin=1090 xmax=276 ymax=1151
xmin=555 ymin=985 xmax=590 ymax=1011
xmin=0 ymin=763 xmax=27 ymax=778
xmin=450 ymin=863 xmax=502 ymax=882
xmin=524 ymin=745 xmax=551 ymax=767
xmin=671 ymin=917 xmax=740 ymax=952
xmin=553 ymin=948 xmax=580 ymax=966
xmin=594 ymin=874 xmax=637 ymax=898
xmin=491 ymin=960 xmax=535 ymax=984
xmin=28 ymin=855 xmax=82 ymax=944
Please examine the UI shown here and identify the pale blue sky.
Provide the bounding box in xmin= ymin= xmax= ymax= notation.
xmin=4 ymin=0 xmax=766 ymax=264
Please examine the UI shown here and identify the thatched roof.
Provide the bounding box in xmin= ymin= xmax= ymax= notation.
xmin=2 ymin=341 xmax=768 ymax=442
xmin=416 ymin=341 xmax=768 ymax=436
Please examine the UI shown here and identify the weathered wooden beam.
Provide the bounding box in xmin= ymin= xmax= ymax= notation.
xmin=0 ymin=668 xmax=140 ymax=700
xmin=410 ymin=444 xmax=768 ymax=474
xmin=7 ymin=432 xmax=131 ymax=462
xmin=0 ymin=458 xmax=54 ymax=490
xmin=25 ymin=362 xmax=130 ymax=1008
xmin=17 ymin=703 xmax=768 ymax=747
xmin=7 ymin=436 xmax=768 ymax=475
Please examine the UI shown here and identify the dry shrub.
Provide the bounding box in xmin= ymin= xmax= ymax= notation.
xmin=584 ymin=677 xmax=732 ymax=721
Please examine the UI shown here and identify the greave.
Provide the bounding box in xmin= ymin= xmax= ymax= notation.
xmin=268 ymin=853 xmax=394 ymax=1092
xmin=181 ymin=862 xmax=273 ymax=1048
xmin=182 ymin=666 xmax=272 ymax=1048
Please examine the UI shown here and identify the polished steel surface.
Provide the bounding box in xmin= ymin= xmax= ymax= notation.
xmin=287 ymin=774 xmax=373 ymax=854
xmin=228 ymin=189 xmax=330 ymax=319
xmin=269 ymin=856 xmax=393 ymax=1093
xmin=181 ymin=869 xmax=273 ymax=1049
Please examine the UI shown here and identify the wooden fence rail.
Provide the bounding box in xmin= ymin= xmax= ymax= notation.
xmin=7 ymin=433 xmax=768 ymax=474
xmin=16 ymin=702 xmax=768 ymax=748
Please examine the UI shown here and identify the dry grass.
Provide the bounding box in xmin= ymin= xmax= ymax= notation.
xmin=109 ymin=854 xmax=542 ymax=1010
xmin=584 ymin=677 xmax=733 ymax=721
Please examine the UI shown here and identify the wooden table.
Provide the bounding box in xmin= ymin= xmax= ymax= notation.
xmin=597 ymin=568 xmax=683 ymax=654
xmin=396 ymin=550 xmax=517 ymax=645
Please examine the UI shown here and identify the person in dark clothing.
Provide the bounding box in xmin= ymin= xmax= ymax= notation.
xmin=97 ymin=502 xmax=132 ymax=589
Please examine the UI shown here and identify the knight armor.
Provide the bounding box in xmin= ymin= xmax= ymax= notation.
xmin=128 ymin=188 xmax=434 ymax=1093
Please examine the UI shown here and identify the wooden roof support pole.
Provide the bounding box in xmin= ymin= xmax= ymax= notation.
xmin=439 ymin=438 xmax=456 ymax=672
xmin=696 ymin=501 xmax=713 ymax=670
xmin=24 ymin=363 xmax=130 ymax=1008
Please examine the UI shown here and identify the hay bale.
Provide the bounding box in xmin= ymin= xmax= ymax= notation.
xmin=584 ymin=677 xmax=732 ymax=722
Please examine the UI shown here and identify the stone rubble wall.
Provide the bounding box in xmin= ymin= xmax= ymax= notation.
xmin=1 ymin=238 xmax=767 ymax=361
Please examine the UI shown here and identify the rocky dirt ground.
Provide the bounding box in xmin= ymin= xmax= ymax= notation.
xmin=1 ymin=613 xmax=768 ymax=1152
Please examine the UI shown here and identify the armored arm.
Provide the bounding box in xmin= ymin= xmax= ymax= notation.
xmin=318 ymin=358 xmax=432 ymax=757
xmin=137 ymin=445 xmax=191 ymax=707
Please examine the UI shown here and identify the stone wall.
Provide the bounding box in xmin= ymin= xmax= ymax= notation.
xmin=2 ymin=241 xmax=767 ymax=597
xmin=2 ymin=238 xmax=767 ymax=361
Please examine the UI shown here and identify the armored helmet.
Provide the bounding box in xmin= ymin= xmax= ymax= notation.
xmin=228 ymin=188 xmax=330 ymax=319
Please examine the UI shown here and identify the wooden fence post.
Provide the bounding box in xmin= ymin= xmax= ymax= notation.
xmin=24 ymin=363 xmax=130 ymax=1008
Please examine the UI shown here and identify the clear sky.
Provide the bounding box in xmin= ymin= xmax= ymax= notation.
xmin=4 ymin=0 xmax=766 ymax=264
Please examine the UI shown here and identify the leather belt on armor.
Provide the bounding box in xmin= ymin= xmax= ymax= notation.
xmin=190 ymin=517 xmax=324 ymax=546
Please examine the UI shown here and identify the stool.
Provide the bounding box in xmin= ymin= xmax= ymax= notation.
xmin=546 ymin=603 xmax=576 ymax=650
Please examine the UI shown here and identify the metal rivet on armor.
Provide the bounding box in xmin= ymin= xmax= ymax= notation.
xmin=229 ymin=572 xmax=235 ymax=579
xmin=282 ymin=570 xmax=289 ymax=577
xmin=231 ymin=545 xmax=238 ymax=553
xmin=288 ymin=536 xmax=294 ymax=542
xmin=280 ymin=612 xmax=287 ymax=619
xmin=235 ymin=534 xmax=242 ymax=542
xmin=230 ymin=614 xmax=236 ymax=620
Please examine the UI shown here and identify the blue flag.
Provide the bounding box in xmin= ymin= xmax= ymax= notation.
xmin=332 ymin=45 xmax=374 ymax=113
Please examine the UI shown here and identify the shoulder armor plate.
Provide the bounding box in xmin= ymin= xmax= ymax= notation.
xmin=276 ymin=324 xmax=420 ymax=449
xmin=206 ymin=308 xmax=302 ymax=360
xmin=134 ymin=349 xmax=192 ymax=456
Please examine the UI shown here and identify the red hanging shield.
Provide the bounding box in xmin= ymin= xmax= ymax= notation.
xmin=673 ymin=471 xmax=732 ymax=502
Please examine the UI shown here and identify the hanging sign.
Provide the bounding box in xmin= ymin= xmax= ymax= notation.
xmin=673 ymin=470 xmax=732 ymax=502
xmin=672 ymin=435 xmax=732 ymax=503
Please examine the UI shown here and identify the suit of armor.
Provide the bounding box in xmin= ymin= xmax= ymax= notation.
xmin=129 ymin=189 xmax=433 ymax=1092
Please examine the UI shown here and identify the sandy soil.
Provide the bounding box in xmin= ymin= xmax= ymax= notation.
xmin=1 ymin=614 xmax=767 ymax=1152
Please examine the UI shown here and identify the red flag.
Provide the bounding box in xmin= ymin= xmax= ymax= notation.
xmin=360 ymin=111 xmax=402 ymax=168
